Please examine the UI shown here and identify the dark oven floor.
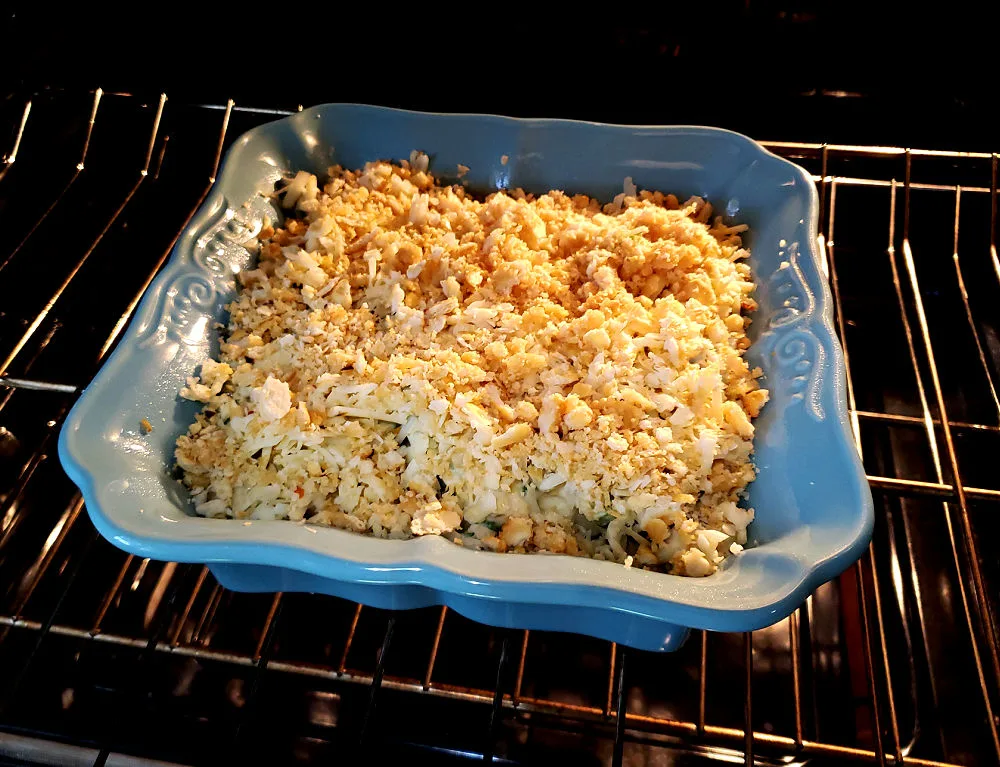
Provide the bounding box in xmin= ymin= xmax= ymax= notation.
xmin=1 ymin=10 xmax=1000 ymax=764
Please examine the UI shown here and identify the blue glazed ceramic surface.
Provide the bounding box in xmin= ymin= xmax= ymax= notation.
xmin=59 ymin=104 xmax=873 ymax=652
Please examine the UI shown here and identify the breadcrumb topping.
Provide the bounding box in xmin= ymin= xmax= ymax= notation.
xmin=175 ymin=156 xmax=768 ymax=575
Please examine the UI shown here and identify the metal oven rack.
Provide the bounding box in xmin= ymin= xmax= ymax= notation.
xmin=0 ymin=91 xmax=997 ymax=766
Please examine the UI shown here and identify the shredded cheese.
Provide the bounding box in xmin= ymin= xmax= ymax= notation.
xmin=175 ymin=157 xmax=767 ymax=575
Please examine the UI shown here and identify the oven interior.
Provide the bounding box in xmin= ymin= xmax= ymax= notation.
xmin=1 ymin=6 xmax=999 ymax=766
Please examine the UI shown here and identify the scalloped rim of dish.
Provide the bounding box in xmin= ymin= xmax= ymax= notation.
xmin=59 ymin=104 xmax=873 ymax=633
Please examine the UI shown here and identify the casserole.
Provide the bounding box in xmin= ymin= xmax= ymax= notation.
xmin=59 ymin=104 xmax=873 ymax=651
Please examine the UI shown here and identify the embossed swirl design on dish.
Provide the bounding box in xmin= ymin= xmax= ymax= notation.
xmin=761 ymin=242 xmax=826 ymax=421
xmin=137 ymin=197 xmax=271 ymax=349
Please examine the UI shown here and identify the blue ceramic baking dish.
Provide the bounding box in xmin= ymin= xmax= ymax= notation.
xmin=59 ymin=104 xmax=873 ymax=652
